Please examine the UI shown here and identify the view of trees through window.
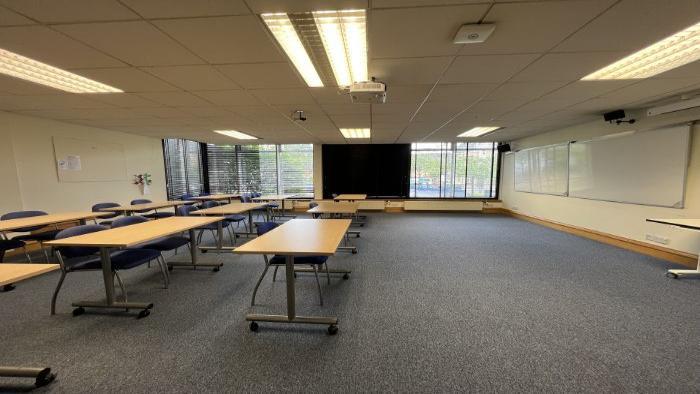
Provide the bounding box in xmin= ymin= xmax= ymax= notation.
xmin=410 ymin=142 xmax=499 ymax=198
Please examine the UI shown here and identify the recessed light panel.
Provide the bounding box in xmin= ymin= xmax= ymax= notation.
xmin=340 ymin=128 xmax=370 ymax=138
xmin=213 ymin=130 xmax=258 ymax=140
xmin=313 ymin=9 xmax=368 ymax=86
xmin=457 ymin=127 xmax=500 ymax=138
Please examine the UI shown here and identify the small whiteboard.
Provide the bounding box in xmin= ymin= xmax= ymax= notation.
xmin=53 ymin=137 xmax=128 ymax=182
xmin=568 ymin=125 xmax=690 ymax=208
xmin=514 ymin=143 xmax=569 ymax=195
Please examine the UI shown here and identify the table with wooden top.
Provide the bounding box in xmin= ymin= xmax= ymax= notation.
xmin=1 ymin=263 xmax=59 ymax=387
xmin=253 ymin=194 xmax=298 ymax=220
xmin=647 ymin=218 xmax=700 ymax=278
xmin=46 ymin=216 xmax=224 ymax=317
xmin=190 ymin=202 xmax=269 ymax=251
xmin=332 ymin=194 xmax=368 ymax=223
xmin=0 ymin=212 xmax=110 ymax=234
xmin=101 ymin=200 xmax=192 ymax=217
xmin=307 ymin=202 xmax=360 ymax=254
xmin=234 ymin=219 xmax=351 ymax=334
xmin=189 ymin=194 xmax=241 ymax=204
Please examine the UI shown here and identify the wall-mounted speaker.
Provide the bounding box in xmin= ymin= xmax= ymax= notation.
xmin=497 ymin=143 xmax=511 ymax=153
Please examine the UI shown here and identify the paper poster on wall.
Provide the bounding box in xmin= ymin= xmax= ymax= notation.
xmin=53 ymin=137 xmax=127 ymax=182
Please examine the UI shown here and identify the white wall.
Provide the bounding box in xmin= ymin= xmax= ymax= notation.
xmin=0 ymin=111 xmax=166 ymax=214
xmin=500 ymin=107 xmax=700 ymax=255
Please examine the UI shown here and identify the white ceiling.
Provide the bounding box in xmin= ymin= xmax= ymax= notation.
xmin=0 ymin=0 xmax=698 ymax=144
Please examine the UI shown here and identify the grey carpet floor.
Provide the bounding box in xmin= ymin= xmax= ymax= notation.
xmin=1 ymin=213 xmax=698 ymax=393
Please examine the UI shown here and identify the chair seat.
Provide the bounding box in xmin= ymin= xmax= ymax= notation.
xmin=198 ymin=221 xmax=230 ymax=231
xmin=0 ymin=239 xmax=25 ymax=251
xmin=266 ymin=203 xmax=279 ymax=208
xmin=140 ymin=236 xmax=190 ymax=251
xmin=98 ymin=220 xmax=115 ymax=226
xmin=224 ymin=214 xmax=246 ymax=222
xmin=269 ymin=255 xmax=327 ymax=265
xmin=13 ymin=229 xmax=61 ymax=242
xmin=142 ymin=212 xmax=175 ymax=219
xmin=67 ymin=249 xmax=161 ymax=271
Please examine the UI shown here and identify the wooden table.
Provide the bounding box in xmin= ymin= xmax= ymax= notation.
xmin=189 ymin=194 xmax=240 ymax=203
xmin=191 ymin=202 xmax=269 ymax=251
xmin=0 ymin=263 xmax=59 ymax=387
xmin=253 ymin=194 xmax=298 ymax=220
xmin=234 ymin=219 xmax=351 ymax=334
xmin=0 ymin=212 xmax=110 ymax=233
xmin=333 ymin=194 xmax=367 ymax=202
xmin=46 ymin=216 xmax=223 ymax=317
xmin=308 ymin=202 xmax=360 ymax=254
xmin=101 ymin=201 xmax=192 ymax=216
xmin=647 ymin=218 xmax=700 ymax=278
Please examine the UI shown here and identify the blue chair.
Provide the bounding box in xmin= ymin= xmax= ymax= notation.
xmin=51 ymin=225 xmax=162 ymax=315
xmin=91 ymin=202 xmax=122 ymax=226
xmin=130 ymin=199 xmax=174 ymax=219
xmin=177 ymin=205 xmax=232 ymax=246
xmin=180 ymin=194 xmax=197 ymax=205
xmin=111 ymin=216 xmax=187 ymax=288
xmin=250 ymin=222 xmax=327 ymax=306
xmin=0 ymin=211 xmax=61 ymax=262
xmin=0 ymin=238 xmax=25 ymax=263
xmin=202 ymin=200 xmax=247 ymax=236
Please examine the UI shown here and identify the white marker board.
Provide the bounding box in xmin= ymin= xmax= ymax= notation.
xmin=53 ymin=137 xmax=127 ymax=182
xmin=514 ymin=143 xmax=569 ymax=195
xmin=568 ymin=125 xmax=690 ymax=208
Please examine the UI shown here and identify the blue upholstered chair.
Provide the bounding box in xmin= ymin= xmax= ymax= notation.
xmin=0 ymin=238 xmax=25 ymax=263
xmin=201 ymin=200 xmax=247 ymax=236
xmin=111 ymin=216 xmax=188 ymax=288
xmin=130 ymin=199 xmax=175 ymax=219
xmin=250 ymin=222 xmax=328 ymax=306
xmin=91 ymin=202 xmax=122 ymax=226
xmin=51 ymin=225 xmax=161 ymax=315
xmin=0 ymin=210 xmax=61 ymax=262
xmin=176 ymin=205 xmax=232 ymax=245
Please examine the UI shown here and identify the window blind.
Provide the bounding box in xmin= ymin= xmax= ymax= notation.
xmin=163 ymin=139 xmax=203 ymax=199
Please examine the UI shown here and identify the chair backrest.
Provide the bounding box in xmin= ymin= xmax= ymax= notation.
xmin=55 ymin=224 xmax=107 ymax=259
xmin=177 ymin=205 xmax=198 ymax=216
xmin=201 ymin=201 xmax=219 ymax=209
xmin=0 ymin=210 xmax=49 ymax=232
xmin=309 ymin=202 xmax=319 ymax=208
xmin=111 ymin=215 xmax=148 ymax=228
xmin=91 ymin=202 xmax=120 ymax=219
xmin=130 ymin=199 xmax=152 ymax=213
xmin=256 ymin=221 xmax=279 ymax=236
xmin=253 ymin=192 xmax=262 ymax=198
xmin=242 ymin=195 xmax=252 ymax=203
xmin=181 ymin=194 xmax=193 ymax=200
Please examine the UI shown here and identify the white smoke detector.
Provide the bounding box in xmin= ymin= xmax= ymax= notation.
xmin=453 ymin=24 xmax=496 ymax=44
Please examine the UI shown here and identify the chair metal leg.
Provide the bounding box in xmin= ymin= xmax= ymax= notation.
xmin=114 ymin=272 xmax=127 ymax=305
xmin=251 ymin=259 xmax=271 ymax=306
xmin=312 ymin=265 xmax=323 ymax=306
xmin=40 ymin=243 xmax=50 ymax=263
xmin=325 ymin=262 xmax=330 ymax=285
xmin=272 ymin=266 xmax=279 ymax=282
xmin=23 ymin=246 xmax=32 ymax=263
xmin=157 ymin=255 xmax=169 ymax=289
xmin=50 ymin=271 xmax=67 ymax=315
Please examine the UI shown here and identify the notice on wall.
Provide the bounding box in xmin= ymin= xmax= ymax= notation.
xmin=57 ymin=155 xmax=82 ymax=171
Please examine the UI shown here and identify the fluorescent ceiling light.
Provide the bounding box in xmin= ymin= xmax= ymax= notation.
xmin=261 ymin=13 xmax=324 ymax=87
xmin=457 ymin=126 xmax=500 ymax=138
xmin=213 ymin=130 xmax=258 ymax=140
xmin=0 ymin=48 xmax=122 ymax=93
xmin=313 ymin=10 xmax=368 ymax=86
xmin=340 ymin=128 xmax=370 ymax=138
xmin=582 ymin=21 xmax=700 ymax=80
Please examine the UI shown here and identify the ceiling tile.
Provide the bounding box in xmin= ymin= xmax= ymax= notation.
xmin=215 ymin=63 xmax=303 ymax=89
xmin=120 ymin=0 xmax=250 ymax=18
xmin=412 ymin=102 xmax=464 ymax=122
xmin=321 ymin=103 xmax=369 ymax=115
xmin=441 ymin=54 xmax=539 ymax=84
xmin=371 ymin=4 xmax=489 ymax=58
xmin=85 ymin=93 xmax=163 ymax=108
xmin=0 ymin=26 xmax=124 ymax=68
xmin=0 ymin=94 xmax=116 ymax=110
xmin=55 ymin=21 xmax=204 ymax=66
xmin=329 ymin=114 xmax=370 ymax=128
xmin=427 ymin=83 xmax=495 ymax=105
xmin=0 ymin=0 xmax=138 ymax=23
xmin=137 ymin=91 xmax=212 ymax=106
xmin=309 ymin=87 xmax=354 ymax=104
xmin=512 ymin=52 xmax=626 ymax=82
xmin=143 ymin=65 xmax=240 ymax=91
xmin=74 ymin=67 xmax=179 ymax=92
xmin=0 ymin=74 xmax=64 ymax=95
xmin=600 ymin=78 xmax=700 ymax=104
xmin=0 ymin=6 xmax=35 ymax=25
xmin=460 ymin=0 xmax=615 ymax=55
xmin=539 ymin=81 xmax=634 ymax=102
xmin=251 ymin=88 xmax=316 ymax=105
xmin=485 ymin=81 xmax=567 ymax=101
xmin=555 ymin=0 xmax=700 ymax=53
xmin=193 ymin=90 xmax=261 ymax=106
xmin=153 ymin=16 xmax=283 ymax=64
xmin=385 ymin=85 xmax=433 ymax=104
xmin=372 ymin=1 xmax=489 ymax=7
xmin=246 ymin=0 xmax=368 ymax=13
xmin=370 ymin=57 xmax=453 ymax=85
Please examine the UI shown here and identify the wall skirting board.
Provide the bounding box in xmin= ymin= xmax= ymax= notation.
xmin=497 ymin=208 xmax=697 ymax=268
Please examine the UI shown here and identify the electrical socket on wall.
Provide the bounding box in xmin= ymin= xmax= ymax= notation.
xmin=645 ymin=234 xmax=670 ymax=245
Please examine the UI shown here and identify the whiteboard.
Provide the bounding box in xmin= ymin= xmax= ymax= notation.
xmin=514 ymin=143 xmax=569 ymax=195
xmin=53 ymin=137 xmax=128 ymax=182
xmin=568 ymin=125 xmax=690 ymax=208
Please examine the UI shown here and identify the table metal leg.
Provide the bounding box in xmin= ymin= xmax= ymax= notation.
xmin=246 ymin=255 xmax=339 ymax=334
xmin=168 ymin=229 xmax=223 ymax=271
xmin=0 ymin=366 xmax=56 ymax=387
xmin=667 ymin=253 xmax=700 ymax=278
xmin=72 ymin=248 xmax=153 ymax=316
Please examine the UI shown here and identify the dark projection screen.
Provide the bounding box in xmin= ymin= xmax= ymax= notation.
xmin=322 ymin=144 xmax=411 ymax=199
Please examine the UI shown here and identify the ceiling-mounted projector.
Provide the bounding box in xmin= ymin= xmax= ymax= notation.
xmin=349 ymin=81 xmax=386 ymax=104
xmin=453 ymin=24 xmax=496 ymax=44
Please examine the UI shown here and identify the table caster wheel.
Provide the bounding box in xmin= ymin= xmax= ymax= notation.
xmin=72 ymin=307 xmax=85 ymax=316
xmin=327 ymin=325 xmax=338 ymax=335
xmin=137 ymin=309 xmax=150 ymax=319
xmin=293 ymin=272 xmax=297 ymax=278
xmin=360 ymin=224 xmax=364 ymax=227
xmin=343 ymin=273 xmax=349 ymax=280
xmin=34 ymin=368 xmax=55 ymax=387
xmin=250 ymin=321 xmax=259 ymax=332
xmin=1 ymin=284 xmax=15 ymax=292
xmin=168 ymin=265 xmax=174 ymax=271
xmin=202 ymin=250 xmax=208 ymax=254
xmin=213 ymin=266 xmax=220 ymax=272
xmin=666 ymin=272 xmax=679 ymax=279
xmin=352 ymin=249 xmax=357 ymax=254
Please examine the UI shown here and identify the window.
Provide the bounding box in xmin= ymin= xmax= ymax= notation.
xmin=163 ymin=139 xmax=204 ymax=200
xmin=206 ymin=144 xmax=313 ymax=195
xmin=410 ymin=142 xmax=499 ymax=198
